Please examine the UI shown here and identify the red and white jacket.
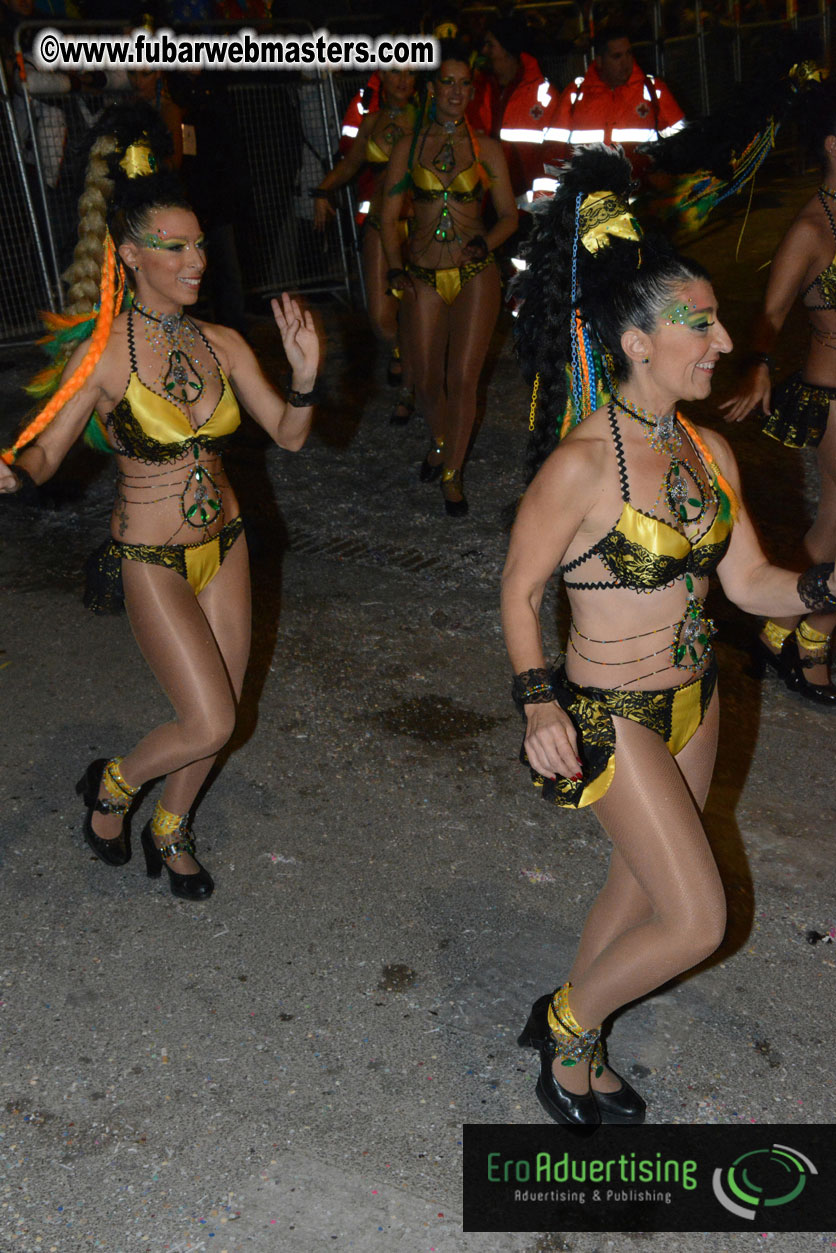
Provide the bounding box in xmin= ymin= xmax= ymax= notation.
xmin=337 ymin=73 xmax=383 ymax=219
xmin=544 ymin=60 xmax=685 ymax=171
xmin=468 ymin=52 xmax=555 ymax=199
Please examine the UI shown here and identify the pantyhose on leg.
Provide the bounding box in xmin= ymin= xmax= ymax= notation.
xmin=402 ymin=264 xmax=501 ymax=479
xmin=762 ymin=403 xmax=836 ymax=682
xmin=555 ymin=697 xmax=725 ymax=1095
xmin=91 ymin=536 xmax=251 ymax=874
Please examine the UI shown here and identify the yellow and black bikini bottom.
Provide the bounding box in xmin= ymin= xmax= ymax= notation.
xmin=762 ymin=372 xmax=835 ymax=449
xmin=84 ymin=516 xmax=244 ymax=615
xmin=407 ymin=254 xmax=495 ymax=306
xmin=522 ymin=657 xmax=718 ymax=810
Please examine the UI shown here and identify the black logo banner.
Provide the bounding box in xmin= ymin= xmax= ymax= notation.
xmin=463 ymin=1124 xmax=836 ymax=1232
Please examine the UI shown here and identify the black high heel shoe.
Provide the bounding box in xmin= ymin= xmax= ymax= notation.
xmin=749 ymin=634 xmax=791 ymax=682
xmin=519 ymin=991 xmax=645 ymax=1124
xmin=388 ymin=386 xmax=415 ymax=426
xmin=783 ymin=636 xmax=836 ymax=706
xmin=141 ymin=820 xmax=214 ymax=900
xmin=75 ymin=758 xmax=137 ymax=867
xmin=419 ymin=441 xmax=444 ymax=483
xmin=519 ymin=987 xmax=600 ymax=1128
xmin=440 ymin=467 xmax=468 ymax=517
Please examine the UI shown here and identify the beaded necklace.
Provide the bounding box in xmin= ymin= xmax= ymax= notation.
xmin=133 ymin=300 xmax=207 ymax=405
xmin=612 ymin=393 xmax=710 ymax=528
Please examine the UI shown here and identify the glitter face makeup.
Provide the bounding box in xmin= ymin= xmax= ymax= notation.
xmin=662 ymin=301 xmax=714 ymax=331
xmin=139 ymin=234 xmax=207 ymax=252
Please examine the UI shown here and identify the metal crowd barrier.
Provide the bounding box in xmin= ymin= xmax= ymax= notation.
xmin=0 ymin=19 xmax=360 ymax=347
xmin=0 ymin=7 xmax=834 ymax=347
xmin=0 ymin=56 xmax=54 ymax=344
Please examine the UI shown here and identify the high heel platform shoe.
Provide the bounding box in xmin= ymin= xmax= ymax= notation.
xmin=519 ymin=990 xmax=645 ymax=1124
xmin=419 ymin=440 xmax=444 ymax=483
xmin=388 ymin=386 xmax=415 ymax=426
xmin=749 ymin=634 xmax=792 ymax=682
xmin=440 ymin=467 xmax=468 ymax=518
xmin=141 ymin=804 xmax=214 ymax=900
xmin=783 ymin=635 xmax=836 ymax=706
xmin=519 ymin=984 xmax=600 ymax=1127
xmin=75 ymin=757 xmax=139 ymax=866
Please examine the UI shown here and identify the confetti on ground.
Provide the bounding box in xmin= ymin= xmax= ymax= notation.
xmin=520 ymin=867 xmax=555 ymax=884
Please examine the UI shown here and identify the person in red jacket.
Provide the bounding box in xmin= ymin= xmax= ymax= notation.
xmin=544 ymin=25 xmax=685 ymax=176
xmin=468 ymin=17 xmax=555 ymax=200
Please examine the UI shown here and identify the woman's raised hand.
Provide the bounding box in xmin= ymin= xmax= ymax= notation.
xmin=271 ymin=293 xmax=320 ymax=386
xmin=719 ymin=363 xmax=772 ymax=423
xmin=523 ymin=703 xmax=583 ymax=781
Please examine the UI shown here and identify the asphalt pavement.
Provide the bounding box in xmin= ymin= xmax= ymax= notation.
xmin=0 ymin=170 xmax=834 ymax=1253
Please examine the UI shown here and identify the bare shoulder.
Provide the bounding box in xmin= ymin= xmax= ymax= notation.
xmin=530 ymin=408 xmax=611 ymax=496
xmin=787 ymin=200 xmax=831 ymax=249
xmin=193 ymin=320 xmax=250 ymax=373
xmin=476 ymin=134 xmax=504 ymax=164
xmin=690 ymin=421 xmax=742 ymax=485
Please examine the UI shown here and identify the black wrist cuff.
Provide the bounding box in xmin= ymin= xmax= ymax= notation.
xmin=798 ymin=563 xmax=836 ymax=611
xmin=284 ymin=375 xmax=324 ymax=407
xmin=465 ymin=234 xmax=488 ymax=261
xmin=511 ymin=667 xmax=555 ymax=714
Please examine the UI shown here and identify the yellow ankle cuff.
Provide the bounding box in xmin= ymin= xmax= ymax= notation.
xmin=762 ymin=620 xmax=792 ymax=651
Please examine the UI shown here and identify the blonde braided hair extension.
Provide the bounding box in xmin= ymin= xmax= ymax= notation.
xmin=63 ymin=134 xmax=119 ymax=314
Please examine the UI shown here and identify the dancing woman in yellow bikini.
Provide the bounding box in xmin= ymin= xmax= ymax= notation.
xmin=722 ymin=80 xmax=836 ymax=704
xmin=313 ymin=69 xmax=418 ymax=422
xmin=382 ymin=42 xmax=518 ymax=516
xmin=0 ymin=110 xmax=320 ymax=900
xmin=501 ymin=148 xmax=836 ymax=1126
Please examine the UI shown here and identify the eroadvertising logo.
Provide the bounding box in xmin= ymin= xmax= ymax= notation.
xmin=463 ymin=1125 xmax=835 ymax=1233
xmin=712 ymin=1143 xmax=817 ymax=1220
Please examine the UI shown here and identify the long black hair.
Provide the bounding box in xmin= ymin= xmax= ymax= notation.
xmin=512 ymin=146 xmax=707 ymax=481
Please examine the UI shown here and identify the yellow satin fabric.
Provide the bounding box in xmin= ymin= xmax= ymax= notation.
xmin=365 ymin=136 xmax=390 ymax=164
xmin=184 ymin=535 xmax=222 ymax=595
xmin=119 ymin=140 xmax=157 ymax=179
xmin=411 ymin=161 xmax=483 ymax=197
xmin=615 ymin=503 xmax=691 ymax=558
xmin=122 ymin=372 xmax=240 ymax=445
xmin=614 ymin=501 xmax=732 ymax=561
xmin=578 ymin=190 xmax=641 ymax=255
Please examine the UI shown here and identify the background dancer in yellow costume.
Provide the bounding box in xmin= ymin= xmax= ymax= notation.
xmin=382 ymin=41 xmax=517 ymax=516
xmin=313 ymin=68 xmax=418 ymax=424
xmin=0 ymin=107 xmax=320 ymax=900
xmin=722 ymin=77 xmax=836 ymax=704
xmin=501 ymin=148 xmax=836 ymax=1126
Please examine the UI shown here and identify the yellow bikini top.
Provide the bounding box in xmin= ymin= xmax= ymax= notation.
xmin=562 ymin=408 xmax=736 ymax=592
xmin=411 ymin=159 xmax=485 ymax=202
xmin=107 ymin=311 xmax=240 ymax=462
xmin=366 ymin=135 xmax=390 ymax=165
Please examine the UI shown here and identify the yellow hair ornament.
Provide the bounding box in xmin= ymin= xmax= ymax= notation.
xmin=119 ymin=139 xmax=158 ymax=179
xmin=433 ymin=21 xmax=458 ymax=38
xmin=578 ymin=190 xmax=641 ymax=255
xmin=789 ymin=61 xmax=826 ymax=89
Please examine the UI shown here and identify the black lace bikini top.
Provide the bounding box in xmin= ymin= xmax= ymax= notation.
xmin=561 ymin=407 xmax=735 ymax=593
xmin=802 ymin=190 xmax=836 ymax=311
xmin=106 ymin=310 xmax=240 ymax=463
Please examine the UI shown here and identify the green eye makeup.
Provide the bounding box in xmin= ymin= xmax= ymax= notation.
xmin=663 ymin=302 xmax=714 ymax=330
xmin=139 ymin=235 xmax=207 ymax=252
